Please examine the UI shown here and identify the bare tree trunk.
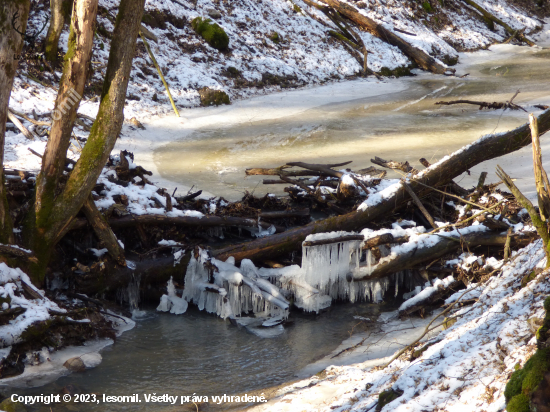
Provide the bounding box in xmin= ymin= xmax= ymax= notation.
xmin=26 ymin=0 xmax=146 ymax=284
xmin=44 ymin=0 xmax=72 ymax=62
xmin=213 ymin=109 xmax=550 ymax=263
xmin=0 ymin=0 xmax=31 ymax=244
xmin=33 ymin=0 xmax=98 ymax=240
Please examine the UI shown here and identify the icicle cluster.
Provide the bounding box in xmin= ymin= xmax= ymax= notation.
xmin=168 ymin=249 xmax=290 ymax=320
xmin=157 ymin=231 xmax=410 ymax=320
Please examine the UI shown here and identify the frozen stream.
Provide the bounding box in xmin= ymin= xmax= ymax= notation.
xmin=145 ymin=44 xmax=550 ymax=201
xmin=6 ymin=43 xmax=550 ymax=410
xmin=5 ymin=302 xmax=401 ymax=411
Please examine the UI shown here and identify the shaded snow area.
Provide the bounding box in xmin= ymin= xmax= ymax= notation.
xmin=0 ymin=264 xmax=61 ymax=349
xmin=246 ymin=239 xmax=549 ymax=412
xmin=0 ymin=263 xmax=134 ymax=388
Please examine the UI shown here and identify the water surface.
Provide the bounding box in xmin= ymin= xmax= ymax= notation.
xmin=154 ymin=47 xmax=550 ymax=200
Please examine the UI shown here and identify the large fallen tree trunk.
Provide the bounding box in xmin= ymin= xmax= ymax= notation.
xmin=75 ymin=254 xmax=188 ymax=296
xmin=213 ymin=109 xmax=550 ymax=263
xmin=459 ymin=0 xmax=535 ymax=46
xmin=315 ymin=0 xmax=453 ymax=74
xmin=69 ymin=213 xmax=285 ymax=233
xmin=349 ymin=231 xmax=532 ymax=282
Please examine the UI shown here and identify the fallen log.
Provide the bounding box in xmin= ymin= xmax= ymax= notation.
xmin=212 ymin=109 xmax=550 ymax=263
xmin=69 ymin=213 xmax=286 ymax=233
xmin=363 ymin=233 xmax=409 ymax=249
xmin=315 ymin=0 xmax=453 ymax=74
xmin=260 ymin=209 xmax=310 ymax=219
xmin=0 ymin=244 xmax=37 ymax=263
xmin=74 ymin=254 xmax=188 ymax=296
xmin=459 ymin=0 xmax=535 ymax=46
xmin=303 ymin=234 xmax=364 ymax=247
xmin=350 ymin=231 xmax=531 ymax=282
xmin=398 ymin=279 xmax=464 ymax=317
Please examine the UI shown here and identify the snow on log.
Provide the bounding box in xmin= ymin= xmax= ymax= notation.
xmin=213 ymin=109 xmax=550 ymax=264
xmin=349 ymin=230 xmax=532 ymax=282
xmin=315 ymin=0 xmax=453 ymax=74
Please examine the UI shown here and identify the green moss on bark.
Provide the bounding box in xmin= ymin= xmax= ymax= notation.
xmin=505 ymin=304 xmax=550 ymax=411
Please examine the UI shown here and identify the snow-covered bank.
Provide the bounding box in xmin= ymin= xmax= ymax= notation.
xmin=0 ymin=263 xmax=134 ymax=388
xmin=21 ymin=0 xmax=544 ymax=116
xmin=244 ymin=240 xmax=549 ymax=412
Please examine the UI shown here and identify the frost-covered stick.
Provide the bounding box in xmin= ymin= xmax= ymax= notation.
xmin=139 ymin=32 xmax=180 ymax=118
xmin=496 ymin=165 xmax=550 ymax=266
xmin=81 ymin=195 xmax=126 ymax=267
xmin=6 ymin=110 xmax=34 ymax=140
xmin=403 ymin=183 xmax=437 ymax=229
xmin=0 ymin=0 xmax=31 ymax=244
xmin=214 ymin=109 xmax=550 ymax=264
xmin=529 ymin=113 xmax=550 ymax=221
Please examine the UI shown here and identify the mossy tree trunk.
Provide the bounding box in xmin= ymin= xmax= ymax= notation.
xmin=26 ymin=0 xmax=146 ymax=283
xmin=33 ymin=0 xmax=98 ymax=250
xmin=44 ymin=0 xmax=72 ymax=63
xmin=0 ymin=0 xmax=31 ymax=245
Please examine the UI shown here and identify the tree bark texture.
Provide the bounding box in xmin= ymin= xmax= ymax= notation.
xmin=34 ymin=0 xmax=98 ymax=241
xmin=0 ymin=0 xmax=31 ymax=244
xmin=44 ymin=0 xmax=72 ymax=62
xmin=27 ymin=0 xmax=146 ymax=283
